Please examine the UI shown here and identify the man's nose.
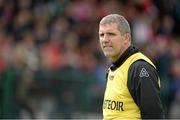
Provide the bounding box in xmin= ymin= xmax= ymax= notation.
xmin=102 ymin=34 xmax=110 ymax=42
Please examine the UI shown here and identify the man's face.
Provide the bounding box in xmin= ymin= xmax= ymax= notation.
xmin=99 ymin=23 xmax=128 ymax=62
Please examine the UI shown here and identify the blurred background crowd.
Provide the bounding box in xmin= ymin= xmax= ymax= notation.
xmin=0 ymin=0 xmax=179 ymax=119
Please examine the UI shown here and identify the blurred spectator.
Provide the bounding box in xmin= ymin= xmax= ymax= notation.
xmin=169 ymin=58 xmax=180 ymax=118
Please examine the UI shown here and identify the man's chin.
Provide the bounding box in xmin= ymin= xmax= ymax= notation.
xmin=104 ymin=54 xmax=113 ymax=59
xmin=104 ymin=54 xmax=118 ymax=62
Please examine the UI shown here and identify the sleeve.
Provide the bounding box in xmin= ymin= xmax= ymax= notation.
xmin=127 ymin=60 xmax=164 ymax=119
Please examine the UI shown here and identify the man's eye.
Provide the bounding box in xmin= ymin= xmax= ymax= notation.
xmin=108 ymin=33 xmax=115 ymax=36
xmin=99 ymin=33 xmax=104 ymax=37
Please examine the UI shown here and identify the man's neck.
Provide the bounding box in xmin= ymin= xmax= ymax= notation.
xmin=110 ymin=45 xmax=139 ymax=71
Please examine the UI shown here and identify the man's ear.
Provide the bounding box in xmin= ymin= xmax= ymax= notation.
xmin=124 ymin=33 xmax=131 ymax=44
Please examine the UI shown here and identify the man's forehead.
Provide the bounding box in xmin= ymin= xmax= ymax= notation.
xmin=99 ymin=23 xmax=118 ymax=31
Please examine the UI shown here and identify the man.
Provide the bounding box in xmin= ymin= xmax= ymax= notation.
xmin=99 ymin=14 xmax=164 ymax=119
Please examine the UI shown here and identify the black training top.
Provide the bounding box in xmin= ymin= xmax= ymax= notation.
xmin=107 ymin=45 xmax=164 ymax=119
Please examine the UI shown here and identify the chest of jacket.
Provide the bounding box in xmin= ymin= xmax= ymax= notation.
xmin=103 ymin=52 xmax=155 ymax=119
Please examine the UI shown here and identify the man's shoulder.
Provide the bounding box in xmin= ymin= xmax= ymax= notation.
xmin=130 ymin=59 xmax=156 ymax=71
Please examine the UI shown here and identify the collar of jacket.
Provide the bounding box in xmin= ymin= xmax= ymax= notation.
xmin=110 ymin=45 xmax=139 ymax=71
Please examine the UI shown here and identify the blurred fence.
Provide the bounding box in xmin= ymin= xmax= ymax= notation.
xmin=0 ymin=66 xmax=104 ymax=119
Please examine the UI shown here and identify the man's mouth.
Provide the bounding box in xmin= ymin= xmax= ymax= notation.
xmin=103 ymin=46 xmax=112 ymax=49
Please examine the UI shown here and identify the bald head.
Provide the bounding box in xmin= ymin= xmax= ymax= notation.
xmin=99 ymin=14 xmax=131 ymax=35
